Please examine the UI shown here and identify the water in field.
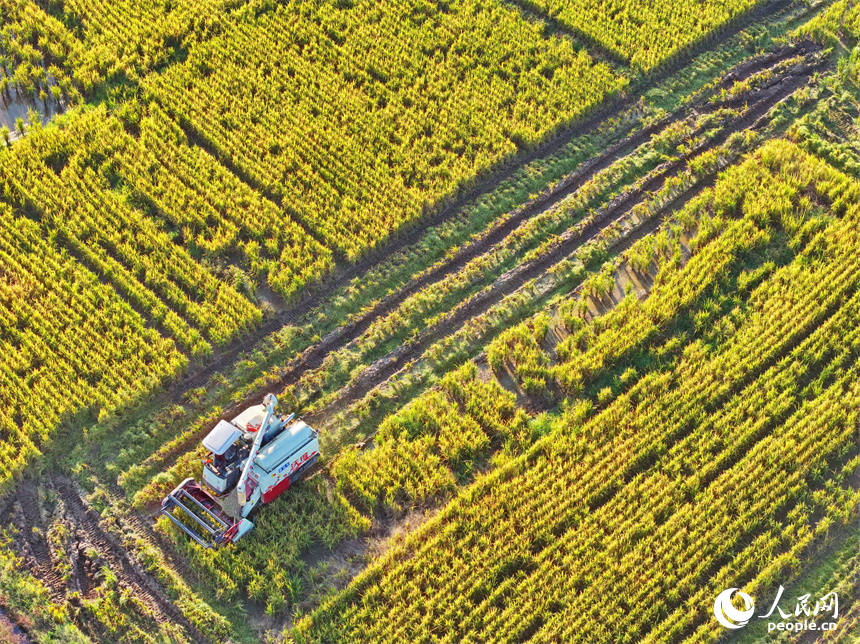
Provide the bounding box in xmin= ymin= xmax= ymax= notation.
xmin=0 ymin=88 xmax=66 ymax=141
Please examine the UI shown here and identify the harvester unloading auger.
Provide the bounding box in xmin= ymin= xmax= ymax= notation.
xmin=160 ymin=394 xmax=320 ymax=548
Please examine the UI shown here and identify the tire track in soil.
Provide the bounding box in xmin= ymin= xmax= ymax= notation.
xmin=101 ymin=481 xmax=201 ymax=582
xmin=73 ymin=546 xmax=95 ymax=599
xmin=165 ymin=2 xmax=807 ymax=401
xmin=147 ymin=44 xmax=821 ymax=474
xmin=318 ymin=57 xmax=823 ymax=414
xmin=13 ymin=484 xmax=65 ymax=601
xmin=50 ymin=476 xmax=210 ymax=644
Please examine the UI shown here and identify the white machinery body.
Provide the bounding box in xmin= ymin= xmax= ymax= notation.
xmin=243 ymin=420 xmax=318 ymax=507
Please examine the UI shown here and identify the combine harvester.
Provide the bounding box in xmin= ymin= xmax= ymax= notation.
xmin=161 ymin=394 xmax=319 ymax=548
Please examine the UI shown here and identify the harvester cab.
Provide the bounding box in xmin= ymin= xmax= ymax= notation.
xmin=160 ymin=394 xmax=320 ymax=548
xmin=201 ymin=397 xmax=289 ymax=495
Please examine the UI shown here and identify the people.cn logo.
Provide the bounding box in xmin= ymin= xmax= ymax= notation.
xmin=714 ymin=588 xmax=755 ymax=629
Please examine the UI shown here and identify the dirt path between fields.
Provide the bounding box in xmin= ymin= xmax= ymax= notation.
xmin=0 ymin=606 xmax=31 ymax=644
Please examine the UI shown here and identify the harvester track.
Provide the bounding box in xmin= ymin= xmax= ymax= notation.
xmin=50 ymin=477 xmax=210 ymax=644
xmin=7 ymin=477 xmax=209 ymax=641
xmin=101 ymin=482 xmax=201 ymax=581
xmin=14 ymin=484 xmax=65 ymax=601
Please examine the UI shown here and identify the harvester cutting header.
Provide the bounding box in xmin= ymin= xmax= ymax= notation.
xmin=161 ymin=394 xmax=319 ymax=548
